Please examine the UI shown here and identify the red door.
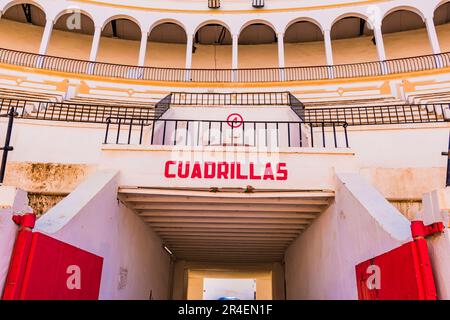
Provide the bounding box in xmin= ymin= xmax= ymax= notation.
xmin=355 ymin=221 xmax=443 ymax=300
xmin=2 ymin=214 xmax=103 ymax=300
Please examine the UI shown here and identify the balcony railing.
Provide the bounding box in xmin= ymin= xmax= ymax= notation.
xmin=0 ymin=48 xmax=449 ymax=83
xmin=0 ymin=98 xmax=161 ymax=123
xmin=104 ymin=117 xmax=350 ymax=148
xmin=0 ymin=96 xmax=447 ymax=126
xmin=304 ymin=103 xmax=450 ymax=126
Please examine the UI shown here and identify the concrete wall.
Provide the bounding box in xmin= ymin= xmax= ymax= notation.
xmin=1 ymin=118 xmax=448 ymax=201
xmin=284 ymin=173 xmax=412 ymax=299
xmin=34 ymin=170 xmax=172 ymax=299
xmin=419 ymin=188 xmax=450 ymax=300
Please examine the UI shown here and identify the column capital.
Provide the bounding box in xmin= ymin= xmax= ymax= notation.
xmin=372 ymin=23 xmax=382 ymax=31
xmin=424 ymin=13 xmax=435 ymax=23
xmin=323 ymin=28 xmax=331 ymax=34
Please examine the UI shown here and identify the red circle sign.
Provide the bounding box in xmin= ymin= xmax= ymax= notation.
xmin=226 ymin=113 xmax=244 ymax=128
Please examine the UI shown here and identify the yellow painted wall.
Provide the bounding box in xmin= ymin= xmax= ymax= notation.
xmin=0 ymin=19 xmax=42 ymax=53
xmin=239 ymin=43 xmax=279 ymax=68
xmin=437 ymin=23 xmax=450 ymax=53
xmin=1 ymin=19 xmax=449 ymax=68
xmin=285 ymin=41 xmax=327 ymax=66
xmin=48 ymin=28 xmax=93 ymax=60
xmin=97 ymin=36 xmax=140 ymax=65
xmin=187 ymin=269 xmax=273 ymax=300
xmin=383 ymin=27 xmax=433 ymax=60
xmin=192 ymin=44 xmax=232 ymax=69
xmin=146 ymin=42 xmax=186 ymax=68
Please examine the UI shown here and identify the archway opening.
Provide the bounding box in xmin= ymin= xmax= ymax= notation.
xmin=382 ymin=9 xmax=431 ymax=59
xmin=0 ymin=3 xmax=46 ymax=53
xmin=47 ymin=12 xmax=94 ymax=60
xmin=238 ymin=23 xmax=277 ymax=68
xmin=284 ymin=20 xmax=325 ymax=67
xmin=192 ymin=24 xmax=232 ymax=69
xmin=331 ymin=16 xmax=376 ymax=64
xmin=97 ymin=18 xmax=141 ymax=65
xmin=434 ymin=1 xmax=450 ymax=52
xmin=146 ymin=22 xmax=187 ymax=68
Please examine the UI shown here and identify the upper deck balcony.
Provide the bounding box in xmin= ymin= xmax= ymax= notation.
xmin=0 ymin=0 xmax=448 ymax=84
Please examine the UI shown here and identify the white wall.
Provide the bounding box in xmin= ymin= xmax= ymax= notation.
xmin=419 ymin=188 xmax=450 ymax=300
xmin=0 ymin=187 xmax=32 ymax=295
xmin=284 ymin=173 xmax=412 ymax=299
xmin=34 ymin=170 xmax=172 ymax=300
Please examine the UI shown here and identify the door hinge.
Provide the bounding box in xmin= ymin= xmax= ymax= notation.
xmin=411 ymin=220 xmax=445 ymax=239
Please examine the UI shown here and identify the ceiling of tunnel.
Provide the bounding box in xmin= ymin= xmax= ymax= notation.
xmin=118 ymin=187 xmax=334 ymax=263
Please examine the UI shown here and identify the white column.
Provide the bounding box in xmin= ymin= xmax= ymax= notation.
xmin=89 ymin=26 xmax=102 ymax=61
xmin=277 ymin=32 xmax=285 ymax=68
xmin=185 ymin=34 xmax=194 ymax=81
xmin=231 ymin=34 xmax=238 ymax=82
xmin=232 ymin=34 xmax=238 ymax=69
xmin=323 ymin=28 xmax=334 ymax=78
xmin=425 ymin=16 xmax=441 ymax=55
xmin=373 ymin=26 xmax=386 ymax=61
xmin=277 ymin=32 xmax=285 ymax=80
xmin=38 ymin=18 xmax=54 ymax=55
xmin=373 ymin=25 xmax=388 ymax=74
xmin=138 ymin=31 xmax=148 ymax=67
xmin=323 ymin=29 xmax=333 ymax=65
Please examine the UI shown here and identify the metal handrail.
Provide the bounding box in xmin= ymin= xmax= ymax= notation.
xmin=104 ymin=116 xmax=349 ymax=148
xmin=0 ymin=97 xmax=447 ymax=126
xmin=0 ymin=47 xmax=449 ymax=82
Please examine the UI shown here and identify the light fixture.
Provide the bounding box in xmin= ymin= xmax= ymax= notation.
xmin=208 ymin=0 xmax=220 ymax=9
xmin=163 ymin=245 xmax=173 ymax=255
xmin=252 ymin=0 xmax=264 ymax=8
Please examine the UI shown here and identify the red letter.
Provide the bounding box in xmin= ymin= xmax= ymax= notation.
xmin=204 ymin=162 xmax=216 ymax=179
xmin=191 ymin=162 xmax=203 ymax=179
xmin=249 ymin=162 xmax=262 ymax=180
xmin=236 ymin=163 xmax=248 ymax=180
xmin=217 ymin=162 xmax=229 ymax=179
xmin=263 ymin=163 xmax=275 ymax=180
xmin=276 ymin=163 xmax=288 ymax=181
xmin=164 ymin=161 xmax=176 ymax=178
xmin=177 ymin=161 xmax=190 ymax=178
xmin=230 ymin=163 xmax=236 ymax=179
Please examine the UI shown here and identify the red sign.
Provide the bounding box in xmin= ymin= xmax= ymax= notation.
xmin=226 ymin=113 xmax=243 ymax=128
xmin=164 ymin=161 xmax=287 ymax=181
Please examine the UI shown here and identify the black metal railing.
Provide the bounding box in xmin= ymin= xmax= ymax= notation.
xmin=303 ymin=103 xmax=450 ymax=126
xmin=104 ymin=117 xmax=349 ymax=148
xmin=289 ymin=93 xmax=305 ymax=120
xmin=0 ymin=107 xmax=17 ymax=183
xmin=169 ymin=91 xmax=305 ymax=120
xmin=170 ymin=91 xmax=291 ymax=106
xmin=1 ymin=48 xmax=449 ymax=83
xmin=154 ymin=93 xmax=172 ymax=119
xmin=0 ymin=97 xmax=159 ymax=123
xmin=0 ymin=97 xmax=448 ymax=127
